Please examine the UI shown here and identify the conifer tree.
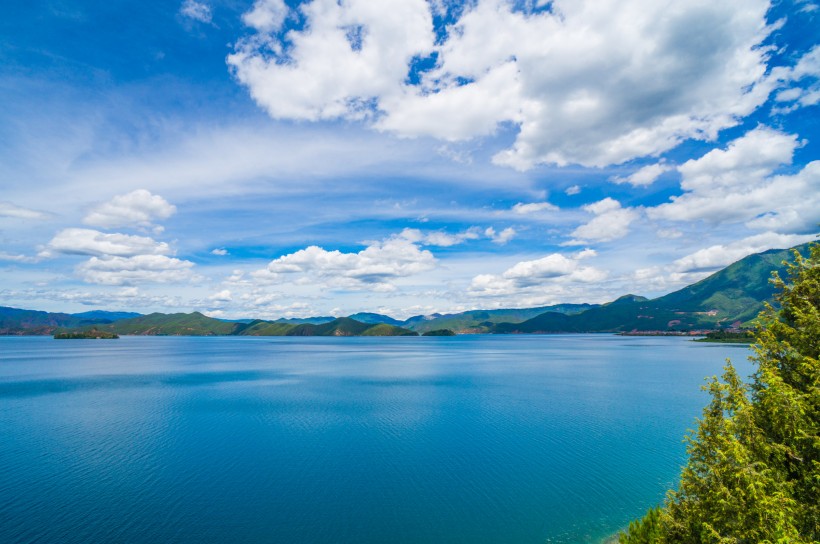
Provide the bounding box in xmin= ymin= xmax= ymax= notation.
xmin=619 ymin=241 xmax=819 ymax=543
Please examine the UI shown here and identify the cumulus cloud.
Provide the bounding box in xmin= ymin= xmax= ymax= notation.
xmin=84 ymin=190 xmax=176 ymax=230
xmin=242 ymin=0 xmax=288 ymax=32
xmin=252 ymin=235 xmax=436 ymax=290
xmin=180 ymin=0 xmax=212 ymax=23
xmin=769 ymin=45 xmax=820 ymax=113
xmin=671 ymin=232 xmax=816 ymax=273
xmin=0 ymin=201 xmax=50 ymax=220
xmin=569 ymin=198 xmax=638 ymax=243
xmin=469 ymin=250 xmax=607 ymax=298
xmin=565 ymin=185 xmax=581 ymax=196
xmin=485 ymin=226 xmax=516 ymax=244
xmin=77 ymin=255 xmax=196 ymax=286
xmin=228 ymin=0 xmax=435 ymax=122
xmin=211 ymin=248 xmax=229 ymax=256
xmin=631 ymin=231 xmax=816 ymax=294
xmin=44 ymin=228 xmax=171 ymax=257
xmin=208 ymin=289 xmax=233 ymax=302
xmin=512 ymin=201 xmax=558 ymax=214
xmin=648 ymin=127 xmax=820 ymax=232
xmin=229 ymin=0 xmax=798 ymax=169
xmin=613 ymin=163 xmax=670 ymax=187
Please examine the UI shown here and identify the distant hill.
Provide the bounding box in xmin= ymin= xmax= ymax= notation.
xmin=294 ymin=318 xmax=415 ymax=336
xmin=72 ymin=314 xmax=418 ymax=337
xmin=0 ymin=306 xmax=141 ymax=335
xmin=404 ymin=303 xmax=598 ymax=333
xmin=1 ymin=306 xmax=82 ymax=335
xmin=273 ymin=316 xmax=336 ymax=325
xmin=71 ymin=310 xmax=142 ymax=322
xmin=347 ymin=312 xmax=404 ymax=326
xmin=106 ymin=312 xmax=240 ymax=336
xmin=493 ymin=244 xmax=809 ymax=334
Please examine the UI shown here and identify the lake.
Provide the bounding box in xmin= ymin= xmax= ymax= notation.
xmin=0 ymin=335 xmax=753 ymax=543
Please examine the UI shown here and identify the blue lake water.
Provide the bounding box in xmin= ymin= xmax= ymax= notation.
xmin=0 ymin=335 xmax=753 ymax=543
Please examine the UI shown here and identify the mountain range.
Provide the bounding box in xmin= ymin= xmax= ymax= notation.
xmin=0 ymin=243 xmax=809 ymax=337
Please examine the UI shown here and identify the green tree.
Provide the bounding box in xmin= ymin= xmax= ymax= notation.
xmin=619 ymin=242 xmax=819 ymax=543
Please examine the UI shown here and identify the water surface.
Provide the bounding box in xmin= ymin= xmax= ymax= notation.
xmin=0 ymin=335 xmax=752 ymax=543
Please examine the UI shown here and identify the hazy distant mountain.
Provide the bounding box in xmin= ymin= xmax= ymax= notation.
xmin=274 ymin=316 xmax=336 ymax=325
xmin=71 ymin=310 xmax=142 ymax=321
xmin=346 ymin=312 xmax=404 ymax=326
xmin=493 ymin=244 xmax=809 ymax=334
xmin=404 ymin=304 xmax=598 ymax=333
xmin=1 ymin=306 xmax=140 ymax=335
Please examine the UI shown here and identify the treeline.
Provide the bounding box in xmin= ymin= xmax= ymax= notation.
xmin=619 ymin=242 xmax=819 ymax=543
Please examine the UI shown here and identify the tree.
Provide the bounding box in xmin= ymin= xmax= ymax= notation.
xmin=619 ymin=242 xmax=819 ymax=543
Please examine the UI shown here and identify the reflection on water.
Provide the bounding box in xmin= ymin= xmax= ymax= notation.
xmin=0 ymin=335 xmax=751 ymax=544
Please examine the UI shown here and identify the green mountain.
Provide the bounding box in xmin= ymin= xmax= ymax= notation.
xmin=347 ymin=312 xmax=403 ymax=326
xmin=273 ymin=316 xmax=336 ymax=325
xmin=405 ymin=303 xmax=598 ymax=333
xmin=234 ymin=320 xmax=296 ymax=336
xmin=74 ymin=314 xmax=417 ymax=337
xmin=71 ymin=310 xmax=142 ymax=321
xmin=494 ymin=244 xmax=809 ymax=334
xmin=0 ymin=306 xmax=141 ymax=335
xmin=285 ymin=317 xmax=416 ymax=336
xmin=105 ymin=312 xmax=241 ymax=336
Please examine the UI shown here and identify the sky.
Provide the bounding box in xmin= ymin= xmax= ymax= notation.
xmin=0 ymin=0 xmax=818 ymax=320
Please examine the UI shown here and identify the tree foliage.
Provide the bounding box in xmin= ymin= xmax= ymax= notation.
xmin=619 ymin=242 xmax=819 ymax=543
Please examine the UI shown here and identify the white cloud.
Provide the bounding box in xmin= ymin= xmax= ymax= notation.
xmin=252 ymin=235 xmax=436 ymax=290
xmin=400 ymin=227 xmax=482 ymax=247
xmin=211 ymin=248 xmax=229 ymax=256
xmin=569 ymin=198 xmax=638 ymax=243
xmin=41 ymin=222 xmax=198 ymax=288
xmin=230 ymin=0 xmax=791 ymax=169
xmin=77 ymin=255 xmax=196 ymax=286
xmin=208 ymin=289 xmax=233 ymax=302
xmin=631 ymin=231 xmax=816 ymax=294
xmin=228 ymin=0 xmax=435 ymax=122
xmin=769 ymin=45 xmax=820 ymax=112
xmin=512 ymin=201 xmax=558 ymax=214
xmin=0 ymin=201 xmax=50 ymax=220
xmin=613 ymin=163 xmax=670 ymax=187
xmin=83 ymin=189 xmax=176 ymax=230
xmin=469 ymin=251 xmax=607 ymax=298
xmin=485 ymin=226 xmax=516 ymax=244
xmin=657 ymin=228 xmax=683 ymax=239
xmin=44 ymin=228 xmax=171 ymax=257
xmin=242 ymin=0 xmax=288 ymax=33
xmin=0 ymin=252 xmax=38 ymax=263
xmin=565 ymin=185 xmax=581 ymax=196
xmin=648 ymin=127 xmax=820 ymax=232
xmin=671 ymin=232 xmax=816 ymax=272
xmin=0 ymin=286 xmax=189 ymax=311
xmin=180 ymin=0 xmax=212 ymax=23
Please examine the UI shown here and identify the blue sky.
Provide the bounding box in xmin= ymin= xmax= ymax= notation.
xmin=1 ymin=0 xmax=818 ymax=319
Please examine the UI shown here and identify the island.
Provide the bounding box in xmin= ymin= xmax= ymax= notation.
xmin=422 ymin=329 xmax=456 ymax=336
xmin=54 ymin=328 xmax=119 ymax=339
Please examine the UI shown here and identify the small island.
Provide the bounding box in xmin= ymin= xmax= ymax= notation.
xmin=693 ymin=330 xmax=754 ymax=343
xmin=54 ymin=329 xmax=119 ymax=339
xmin=422 ymin=329 xmax=456 ymax=336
